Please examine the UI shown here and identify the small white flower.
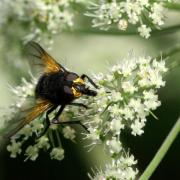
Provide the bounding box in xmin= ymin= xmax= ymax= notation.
xmin=131 ymin=119 xmax=145 ymax=136
xmin=89 ymin=158 xmax=138 ymax=180
xmin=31 ymin=120 xmax=44 ymax=134
xmin=143 ymin=89 xmax=161 ymax=110
xmin=109 ymin=91 xmax=123 ymax=102
xmin=120 ymin=154 xmax=137 ymax=166
xmin=149 ymin=71 xmax=166 ymax=88
xmin=62 ymin=126 xmax=76 ymax=140
xmin=152 ymin=59 xmax=167 ymax=72
xmin=125 ymin=167 xmax=139 ymax=180
xmin=110 ymin=118 xmax=124 ymax=135
xmin=50 ymin=147 xmax=64 ymax=161
xmin=36 ymin=136 xmax=50 ymax=149
xmin=149 ymin=3 xmax=164 ymax=26
xmin=106 ymin=138 xmax=122 ymax=154
xmin=120 ymin=107 xmax=135 ymax=121
xmin=119 ymin=59 xmax=137 ymax=77
xmin=118 ymin=19 xmax=128 ymax=30
xmin=128 ymin=13 xmax=139 ymax=24
xmin=25 ymin=145 xmax=39 ymax=161
xmin=122 ymin=81 xmax=137 ymax=94
xmin=86 ymin=127 xmax=100 ymax=142
xmin=137 ymin=0 xmax=149 ymax=7
xmin=7 ymin=140 xmax=22 ymax=158
xmin=108 ymin=104 xmax=120 ymax=118
xmin=143 ymin=89 xmax=157 ymax=100
xmin=138 ymin=25 xmax=151 ymax=39
xmin=144 ymin=99 xmax=161 ymax=110
xmin=138 ymin=56 xmax=151 ymax=65
xmin=129 ymin=99 xmax=142 ymax=113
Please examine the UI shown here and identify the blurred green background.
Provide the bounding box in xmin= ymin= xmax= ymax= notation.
xmin=0 ymin=7 xmax=180 ymax=180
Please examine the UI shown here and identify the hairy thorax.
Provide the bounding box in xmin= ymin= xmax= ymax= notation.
xmin=35 ymin=72 xmax=75 ymax=105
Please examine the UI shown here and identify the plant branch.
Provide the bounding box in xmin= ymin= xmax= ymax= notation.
xmin=67 ymin=24 xmax=180 ymax=36
xmin=139 ymin=117 xmax=180 ymax=180
xmin=164 ymin=2 xmax=180 ymax=10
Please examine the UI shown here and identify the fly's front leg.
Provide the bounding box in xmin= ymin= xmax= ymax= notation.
xmin=81 ymin=74 xmax=99 ymax=89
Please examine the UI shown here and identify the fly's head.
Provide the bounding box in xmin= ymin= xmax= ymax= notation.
xmin=66 ymin=73 xmax=97 ymax=98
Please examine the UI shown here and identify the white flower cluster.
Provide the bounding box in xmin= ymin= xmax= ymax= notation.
xmin=6 ymin=119 xmax=75 ymax=161
xmin=0 ymin=0 xmax=77 ymax=44
xmin=86 ymin=0 xmax=170 ymax=38
xmin=86 ymin=56 xmax=167 ymax=142
xmin=85 ymin=55 xmax=167 ymax=179
xmin=89 ymin=155 xmax=138 ymax=180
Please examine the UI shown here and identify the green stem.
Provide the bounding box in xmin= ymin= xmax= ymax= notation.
xmin=55 ymin=129 xmax=62 ymax=147
xmin=48 ymin=130 xmax=55 ymax=147
xmin=164 ymin=3 xmax=180 ymax=10
xmin=67 ymin=24 xmax=180 ymax=36
xmin=139 ymin=117 xmax=180 ymax=180
xmin=163 ymin=44 xmax=180 ymax=58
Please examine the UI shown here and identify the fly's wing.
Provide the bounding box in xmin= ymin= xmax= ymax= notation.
xmin=26 ymin=41 xmax=67 ymax=74
xmin=1 ymin=99 xmax=53 ymax=139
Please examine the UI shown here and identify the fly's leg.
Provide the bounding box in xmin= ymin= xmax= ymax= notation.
xmin=56 ymin=120 xmax=90 ymax=133
xmin=38 ymin=106 xmax=57 ymax=138
xmin=81 ymin=74 xmax=99 ymax=89
xmin=51 ymin=105 xmax=66 ymax=124
xmin=51 ymin=104 xmax=89 ymax=132
xmin=69 ymin=103 xmax=88 ymax=109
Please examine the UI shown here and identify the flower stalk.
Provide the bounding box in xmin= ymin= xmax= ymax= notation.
xmin=140 ymin=117 xmax=180 ymax=180
xmin=67 ymin=24 xmax=180 ymax=37
xmin=164 ymin=2 xmax=180 ymax=10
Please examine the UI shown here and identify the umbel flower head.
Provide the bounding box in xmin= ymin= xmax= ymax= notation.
xmin=0 ymin=0 xmax=77 ymax=44
xmin=88 ymin=154 xmax=138 ymax=180
xmin=86 ymin=0 xmax=171 ymax=38
xmin=84 ymin=55 xmax=167 ymax=147
xmin=84 ymin=55 xmax=167 ymax=179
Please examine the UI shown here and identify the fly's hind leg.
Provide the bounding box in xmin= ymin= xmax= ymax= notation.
xmin=60 ymin=120 xmax=90 ymax=133
xmin=51 ymin=105 xmax=66 ymax=124
xmin=38 ymin=106 xmax=57 ymax=138
xmin=51 ymin=104 xmax=89 ymax=133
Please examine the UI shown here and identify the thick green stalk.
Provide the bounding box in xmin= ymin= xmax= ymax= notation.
xmin=139 ymin=117 xmax=180 ymax=180
xmin=164 ymin=3 xmax=180 ymax=10
xmin=67 ymin=24 xmax=180 ymax=36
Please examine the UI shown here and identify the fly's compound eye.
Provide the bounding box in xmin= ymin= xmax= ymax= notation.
xmin=66 ymin=73 xmax=79 ymax=81
xmin=74 ymin=84 xmax=85 ymax=92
